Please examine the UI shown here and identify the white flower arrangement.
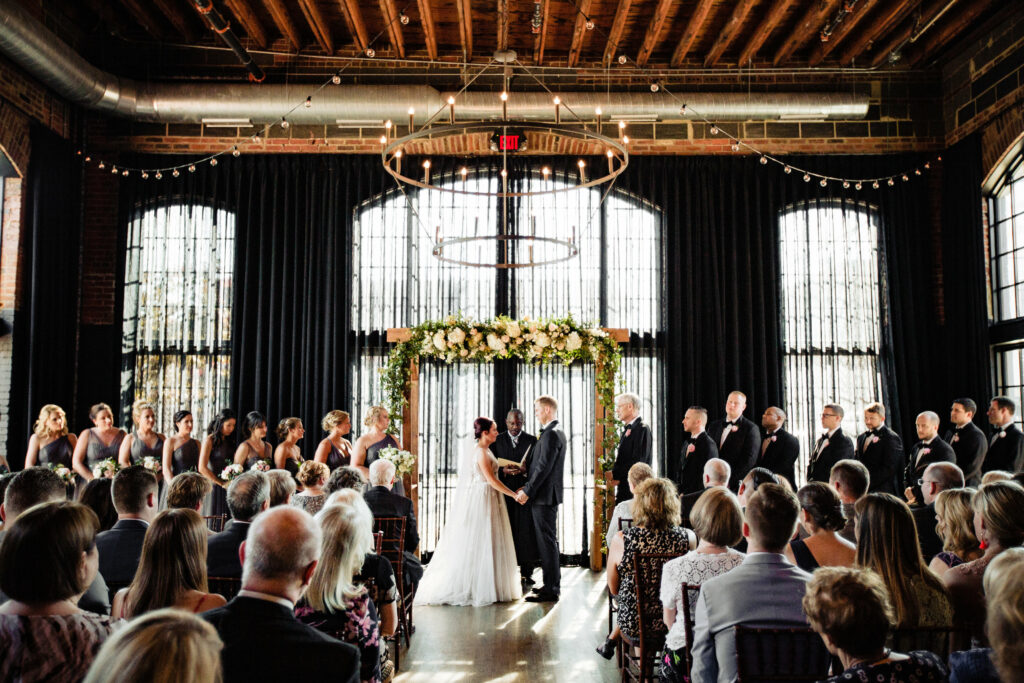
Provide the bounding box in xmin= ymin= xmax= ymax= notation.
xmin=92 ymin=458 xmax=119 ymax=480
xmin=50 ymin=464 xmax=75 ymax=485
xmin=220 ymin=463 xmax=244 ymax=482
xmin=141 ymin=456 xmax=161 ymax=475
xmin=378 ymin=446 xmax=416 ymax=477
xmin=250 ymin=459 xmax=271 ymax=472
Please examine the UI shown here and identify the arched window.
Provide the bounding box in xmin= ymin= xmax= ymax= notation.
xmin=988 ymin=148 xmax=1024 ymax=416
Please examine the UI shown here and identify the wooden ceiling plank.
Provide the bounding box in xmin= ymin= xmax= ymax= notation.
xmin=636 ymin=0 xmax=674 ymax=67
xmin=297 ymin=0 xmax=333 ymax=54
xmin=532 ymin=0 xmax=552 ymax=64
xmin=497 ymin=0 xmax=509 ymax=52
xmin=112 ymin=0 xmax=166 ymax=39
xmin=704 ymin=0 xmax=759 ymax=66
xmin=772 ymin=0 xmax=843 ymax=66
xmin=670 ymin=0 xmax=716 ymax=67
xmin=455 ymin=0 xmax=473 ymax=60
xmin=222 ymin=0 xmax=269 ymax=48
xmin=906 ymin=0 xmax=997 ymax=67
xmin=808 ymin=0 xmax=882 ymax=65
xmin=338 ymin=0 xmax=370 ymax=52
xmin=836 ymin=0 xmax=921 ymax=65
xmin=567 ymin=0 xmax=592 ymax=67
xmin=378 ymin=0 xmax=406 ymax=57
xmin=736 ymin=0 xmax=799 ymax=66
xmin=260 ymin=0 xmax=303 ymax=50
xmin=416 ymin=0 xmax=438 ymax=60
xmin=603 ymin=0 xmax=634 ymax=66
xmin=153 ymin=0 xmax=198 ymax=42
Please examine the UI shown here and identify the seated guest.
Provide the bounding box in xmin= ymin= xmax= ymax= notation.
xmin=296 ymin=501 xmax=382 ymax=683
xmin=167 ymin=472 xmax=213 ymax=512
xmin=207 ymin=471 xmax=269 ymax=579
xmin=855 ymin=493 xmax=952 ymax=628
xmin=0 ymin=467 xmax=111 ymax=615
xmin=266 ymin=470 xmax=296 ymax=507
xmin=981 ymin=469 xmax=1012 ymax=484
xmin=944 ymin=481 xmax=1024 ymax=639
xmin=734 ymin=466 xmax=779 ymax=551
xmin=202 ymin=507 xmax=361 ymax=683
xmin=690 ymin=483 xmax=812 ymax=682
xmin=0 ymin=472 xmax=14 ymax=533
xmin=785 ymin=482 xmax=856 ymax=571
xmin=0 ymin=502 xmax=118 ymax=682
xmin=804 ymin=567 xmax=949 ymax=682
xmin=603 ymin=478 xmax=694 ymax=658
xmin=111 ymin=508 xmax=226 ymax=619
xmin=912 ymin=462 xmax=965 ymax=562
xmin=78 ymin=478 xmax=118 ymax=532
xmin=680 ymin=458 xmax=729 ymax=526
xmin=84 ymin=608 xmax=223 ymax=683
xmin=928 ymin=488 xmax=981 ymax=579
xmin=95 ymin=465 xmax=159 ymax=593
xmin=326 ymin=465 xmax=367 ymax=495
xmin=658 ymin=487 xmax=745 ymax=681
xmin=365 ymin=459 xmax=423 ymax=588
xmin=606 ymin=462 xmax=653 ymax=547
xmin=291 ymin=461 xmax=329 ymax=516
xmin=829 ymin=459 xmax=870 ymax=543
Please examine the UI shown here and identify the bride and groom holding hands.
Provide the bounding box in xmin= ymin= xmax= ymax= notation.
xmin=414 ymin=396 xmax=566 ymax=606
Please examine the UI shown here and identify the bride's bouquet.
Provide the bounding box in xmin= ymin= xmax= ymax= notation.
xmin=378 ymin=447 xmax=416 ymax=477
xmin=220 ymin=463 xmax=244 ymax=482
xmin=92 ymin=458 xmax=119 ymax=479
xmin=141 ymin=455 xmax=162 ymax=478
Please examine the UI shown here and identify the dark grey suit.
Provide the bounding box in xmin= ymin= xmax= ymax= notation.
xmin=207 ymin=520 xmax=251 ymax=578
xmin=522 ymin=419 xmax=566 ymax=595
xmin=95 ymin=518 xmax=149 ymax=593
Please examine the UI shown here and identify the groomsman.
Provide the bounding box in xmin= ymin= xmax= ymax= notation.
xmin=806 ymin=404 xmax=855 ymax=483
xmin=983 ymin=396 xmax=1024 ymax=474
xmin=904 ymin=411 xmax=955 ymax=505
xmin=856 ymin=402 xmax=904 ymax=495
xmin=944 ymin=398 xmax=987 ymax=486
xmin=758 ymin=406 xmax=799 ymax=487
xmin=495 ymin=409 xmax=539 ymax=586
xmin=707 ymin=391 xmax=760 ymax=490
xmin=678 ymin=406 xmax=719 ymax=495
xmin=609 ymin=393 xmax=653 ymax=504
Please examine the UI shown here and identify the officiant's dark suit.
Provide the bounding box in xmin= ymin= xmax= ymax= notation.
xmin=678 ymin=431 xmax=718 ymax=496
xmin=494 ymin=427 xmax=539 ymax=582
xmin=707 ymin=416 xmax=760 ymax=490
xmin=857 ymin=425 xmax=904 ymax=495
xmin=611 ymin=417 xmax=653 ymax=503
xmin=522 ymin=418 xmax=566 ymax=599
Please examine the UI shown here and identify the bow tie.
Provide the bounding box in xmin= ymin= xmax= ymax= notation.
xmin=726 ymin=420 xmax=736 ymax=427
xmin=868 ymin=429 xmax=878 ymax=436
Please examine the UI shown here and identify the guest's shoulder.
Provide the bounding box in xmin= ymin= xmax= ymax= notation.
xmin=613 ymin=499 xmax=632 ymax=516
xmin=906 ymin=650 xmax=949 ymax=673
xmin=949 ymin=648 xmax=998 ymax=681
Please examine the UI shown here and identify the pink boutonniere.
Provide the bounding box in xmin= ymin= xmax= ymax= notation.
xmin=999 ymin=431 xmax=1007 ymax=439
xmin=770 ymin=435 xmax=777 ymax=442
xmin=822 ymin=439 xmax=830 ymax=448
xmin=951 ymin=434 xmax=960 ymax=443
xmin=686 ymin=444 xmax=696 ymax=455
xmin=624 ymin=428 xmax=632 ymax=437
xmin=921 ymin=448 xmax=931 ymax=455
xmin=731 ymin=425 xmax=739 ymax=433
xmin=871 ymin=436 xmax=880 ymax=444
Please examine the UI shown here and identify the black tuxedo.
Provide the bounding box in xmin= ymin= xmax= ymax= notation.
xmin=95 ymin=518 xmax=149 ymax=593
xmin=364 ymin=485 xmax=423 ymax=586
xmin=806 ymin=428 xmax=855 ymax=483
xmin=912 ymin=502 xmax=943 ymax=562
xmin=905 ymin=437 xmax=956 ymax=503
xmin=207 ymin=520 xmax=252 ymax=578
xmin=611 ymin=417 xmax=653 ymax=503
xmin=857 ymin=425 xmax=905 ymax=495
xmin=983 ymin=424 xmax=1024 ymax=474
xmin=758 ymin=428 xmax=800 ymax=487
xmin=708 ymin=416 xmax=760 ymax=490
xmin=943 ymin=422 xmax=988 ymax=486
xmin=494 ymin=430 xmax=539 ymax=577
xmin=203 ymin=596 xmax=360 ymax=683
xmin=677 ymin=431 xmax=719 ymax=495
xmin=680 ymin=487 xmax=709 ymax=526
xmin=523 ymin=420 xmax=566 ymax=595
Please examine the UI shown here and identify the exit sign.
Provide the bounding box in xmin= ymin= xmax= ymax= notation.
xmin=490 ymin=129 xmax=528 ymax=152
xmin=499 ymin=134 xmax=521 ymax=151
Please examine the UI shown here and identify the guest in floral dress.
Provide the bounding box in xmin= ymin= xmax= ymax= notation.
xmin=927 ymin=488 xmax=981 ymax=579
xmin=296 ymin=500 xmax=382 ymax=682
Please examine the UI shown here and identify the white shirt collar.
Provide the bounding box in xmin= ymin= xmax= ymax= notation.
xmin=922 ymin=435 xmax=937 ymax=445
xmin=826 ymin=427 xmax=839 ymax=438
xmin=690 ymin=429 xmax=705 ymax=438
xmin=237 ymin=589 xmax=294 ymax=610
xmin=998 ymin=421 xmax=1014 ymax=431
xmin=541 ymin=419 xmax=557 ymax=430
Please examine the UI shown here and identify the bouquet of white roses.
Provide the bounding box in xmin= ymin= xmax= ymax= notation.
xmin=378 ymin=446 xmax=416 ymax=477
xmin=49 ymin=463 xmax=75 ymax=485
xmin=92 ymin=458 xmax=119 ymax=480
xmin=220 ymin=463 xmax=244 ymax=482
xmin=249 ymin=459 xmax=271 ymax=473
xmin=141 ymin=456 xmax=161 ymax=476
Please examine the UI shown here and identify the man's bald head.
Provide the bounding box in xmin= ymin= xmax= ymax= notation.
xmin=242 ymin=506 xmax=321 ymax=584
xmin=922 ymin=462 xmax=965 ymax=504
xmin=704 ymin=458 xmax=731 ymax=487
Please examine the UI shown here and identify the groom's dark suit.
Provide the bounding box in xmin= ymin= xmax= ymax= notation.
xmin=495 ymin=429 xmax=539 ymax=580
xmin=522 ymin=419 xmax=566 ymax=598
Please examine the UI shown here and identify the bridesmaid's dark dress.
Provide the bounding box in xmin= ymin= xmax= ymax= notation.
xmin=205 ymin=439 xmax=233 ymax=518
xmin=38 ymin=435 xmax=75 ymax=497
xmin=130 ymin=431 xmax=165 ymax=499
xmin=78 ymin=428 xmax=125 ymax=496
xmin=283 ymin=455 xmax=303 ymax=479
xmin=325 ymin=440 xmax=350 ymax=472
xmin=172 ymin=439 xmax=201 ymax=475
xmin=365 ymin=434 xmax=403 ymax=496
xmin=242 ymin=442 xmax=272 ymax=470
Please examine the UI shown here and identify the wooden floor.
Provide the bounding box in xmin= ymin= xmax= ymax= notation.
xmin=395 ymin=567 xmax=620 ymax=682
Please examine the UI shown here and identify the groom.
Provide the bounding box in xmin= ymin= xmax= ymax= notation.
xmin=515 ymin=395 xmax=566 ymax=602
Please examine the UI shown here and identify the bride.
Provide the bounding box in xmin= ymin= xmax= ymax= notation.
xmin=414 ymin=417 xmax=523 ymax=606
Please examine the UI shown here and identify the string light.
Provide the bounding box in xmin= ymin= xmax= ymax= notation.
xmin=617 ymin=55 xmax=627 ymax=64
xmin=399 ymin=13 xmax=409 ymax=25
xmin=760 ymin=156 xmax=768 ymax=165
xmin=585 ymin=20 xmax=595 ymax=31
xmin=155 ymin=171 xmax=162 ymax=179
xmin=365 ymin=48 xmax=375 ymax=58
xmin=210 ymin=158 xmax=218 ymax=166
xmin=280 ymin=117 xmax=289 ymax=129
xmin=232 ymin=146 xmax=240 ymax=157
xmin=331 ymin=74 xmax=341 ymax=85
xmin=188 ymin=164 xmax=196 ymax=173
xmin=710 ymin=125 xmax=718 ymax=135
xmin=803 ymin=173 xmax=811 ymax=182
xmin=304 ymin=96 xmax=312 ymax=108
xmin=173 ymin=169 xmax=180 ymax=178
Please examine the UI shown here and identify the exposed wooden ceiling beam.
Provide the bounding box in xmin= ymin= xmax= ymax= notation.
xmin=636 ymin=0 xmax=674 ymax=67
xmin=736 ymin=0 xmax=799 ymax=66
xmin=807 ymin=0 xmax=882 ymax=66
xmin=455 ymin=0 xmax=473 ymax=60
xmin=670 ymin=0 xmax=716 ymax=67
xmin=567 ymin=0 xmax=593 ymax=67
xmin=704 ymin=0 xmax=758 ymax=66
xmin=113 ymin=0 xmax=166 ymax=39
xmin=772 ymin=0 xmax=843 ymax=66
xmin=416 ymin=0 xmax=438 ymax=60
xmin=532 ymin=0 xmax=551 ymax=64
xmin=222 ymin=0 xmax=268 ymax=48
xmin=338 ymin=0 xmax=370 ymax=52
xmin=378 ymin=0 xmax=406 ymax=57
xmin=603 ymin=0 xmax=634 ymax=66
xmin=296 ymin=0 xmax=333 ymax=54
xmin=836 ymin=0 xmax=920 ymax=65
xmin=154 ymin=0 xmax=198 ymax=42
xmin=497 ymin=0 xmax=510 ymax=51
xmin=260 ymin=0 xmax=303 ymax=50
xmin=906 ymin=0 xmax=997 ymax=67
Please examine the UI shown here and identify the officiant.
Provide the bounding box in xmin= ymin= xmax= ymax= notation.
xmin=495 ymin=408 xmax=540 ymax=586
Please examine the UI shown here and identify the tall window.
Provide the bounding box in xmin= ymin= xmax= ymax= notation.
xmin=779 ymin=199 xmax=884 ymax=479
xmin=120 ymin=203 xmax=235 ymax=434
xmin=989 ymin=150 xmax=1024 ymax=419
xmin=350 ymin=168 xmax=664 ymax=560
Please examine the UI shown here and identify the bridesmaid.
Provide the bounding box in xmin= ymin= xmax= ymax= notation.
xmin=313 ymin=410 xmax=353 ymax=473
xmin=24 ymin=405 xmax=77 ymax=476
xmin=71 ymin=403 xmax=126 ymax=488
xmin=234 ymin=411 xmax=272 ymax=469
xmin=199 ymin=409 xmax=236 ymax=519
xmin=162 ymin=410 xmax=201 ymax=507
xmin=353 ymin=406 xmax=403 ymax=496
xmin=273 ymin=418 xmax=305 ymax=480
xmin=118 ymin=400 xmax=165 ymax=467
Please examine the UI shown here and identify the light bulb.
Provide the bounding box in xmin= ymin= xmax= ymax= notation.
xmin=281 ymin=117 xmax=290 ymax=129
xmin=680 ymin=104 xmax=687 ymax=115
xmin=759 ymin=156 xmax=768 ymax=165
xmin=650 ymin=82 xmax=659 ymax=92
xmin=142 ymin=172 xmax=149 ymax=179
xmin=585 ymin=20 xmax=594 ymax=31
xmin=232 ymin=147 xmax=240 ymax=157
xmin=731 ymin=143 xmax=739 ymax=151
xmin=500 ymin=91 xmax=508 ymax=101
xmin=710 ymin=125 xmax=718 ymax=135
xmin=173 ymin=169 xmax=180 ymax=177
xmin=380 ymin=135 xmax=388 ymax=144
xmin=365 ymin=48 xmax=375 ymax=58
xmin=595 ymin=107 xmax=602 ymax=116
xmin=872 ymin=181 xmax=879 ymax=189
xmin=783 ymin=165 xmax=792 ymax=174
xmin=332 ymin=74 xmax=341 ymax=85
xmin=304 ymin=96 xmax=312 ymax=108
xmin=447 ymin=96 xmax=455 ymax=105
xmin=399 ymin=13 xmax=409 ymax=25
xmin=803 ymin=173 xmax=811 ymax=182
xmin=887 ymin=178 xmax=895 ymax=186
xmin=577 ymin=160 xmax=585 ymax=168
xmin=188 ymin=164 xmax=196 ymax=173
xmin=155 ymin=172 xmax=162 ymax=179
xmin=423 ymin=160 xmax=431 ymax=169
xmin=210 ymin=158 xmax=218 ymax=166
xmin=855 ymin=183 xmax=862 ymax=190
xmin=553 ymin=96 xmax=560 ymax=105
xmin=622 ymin=135 xmax=630 ymax=144
xmin=819 ymin=178 xmax=827 ymax=187
xmin=618 ymin=55 xmax=627 ymax=64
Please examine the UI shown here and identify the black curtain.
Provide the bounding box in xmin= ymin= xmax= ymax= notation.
xmin=8 ymin=125 xmax=83 ymax=468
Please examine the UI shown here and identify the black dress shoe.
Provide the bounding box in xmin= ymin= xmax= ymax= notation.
xmin=521 ymin=576 xmax=536 ymax=586
xmin=595 ymin=638 xmax=616 ymax=659
xmin=524 ymin=591 xmax=559 ymax=602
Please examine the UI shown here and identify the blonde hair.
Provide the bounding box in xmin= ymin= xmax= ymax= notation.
xmin=934 ymin=488 xmax=980 ymax=559
xmin=972 ymin=481 xmax=1024 ymax=547
xmin=690 ymin=487 xmax=743 ymax=547
xmin=982 ymin=470 xmax=1013 ymax=485
xmin=84 ymin=608 xmax=223 ymax=683
xmin=985 ymin=547 xmax=1024 ymax=683
xmin=131 ymin=399 xmax=155 ymax=427
xmin=627 ymin=462 xmax=653 ymax=488
xmin=631 ymin=478 xmax=681 ymax=531
xmin=275 ymin=417 xmax=302 ymax=441
xmin=322 ymin=410 xmax=350 ymax=432
xmin=297 ymin=460 xmax=329 ymax=487
xmin=534 ymin=395 xmax=558 ymax=411
xmin=363 ymin=406 xmax=388 ymax=428
xmin=33 ymin=404 xmax=68 ymax=438
xmin=306 ymin=500 xmax=374 ymax=612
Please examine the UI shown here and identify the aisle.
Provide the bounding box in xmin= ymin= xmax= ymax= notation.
xmin=395 ymin=567 xmax=620 ymax=682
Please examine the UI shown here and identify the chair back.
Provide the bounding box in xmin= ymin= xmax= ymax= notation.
xmin=734 ymin=626 xmax=831 ymax=682
xmin=891 ymin=626 xmax=972 ymax=660
xmin=373 ymin=517 xmax=407 ymax=586
xmin=208 ymin=576 xmax=242 ymax=601
xmin=203 ymin=515 xmax=227 ymax=533
xmin=374 ymin=530 xmax=384 ymax=555
xmin=632 ymin=552 xmax=685 ymax=642
xmin=680 ymin=582 xmax=701 ymax=672
xmin=618 ymin=517 xmax=634 ymax=532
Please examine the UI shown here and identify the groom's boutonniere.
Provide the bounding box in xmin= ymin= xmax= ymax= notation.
xmin=770 ymin=435 xmax=777 ymax=442
xmin=951 ymin=434 xmax=960 ymax=443
xmin=624 ymin=427 xmax=632 ymax=437
xmin=686 ymin=443 xmax=696 ymax=456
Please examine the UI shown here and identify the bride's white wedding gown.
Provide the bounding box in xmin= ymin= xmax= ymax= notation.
xmin=414 ymin=446 xmax=523 ymax=606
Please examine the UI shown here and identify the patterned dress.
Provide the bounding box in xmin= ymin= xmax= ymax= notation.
xmin=295 ymin=593 xmax=382 ymax=683
xmin=290 ymin=493 xmax=327 ymax=516
xmin=0 ymin=613 xmax=120 ymax=683
xmin=823 ymin=650 xmax=948 ymax=682
xmin=617 ymin=525 xmax=690 ymax=641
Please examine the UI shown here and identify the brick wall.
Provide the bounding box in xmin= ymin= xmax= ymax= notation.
xmin=0 ymin=176 xmax=21 ymax=458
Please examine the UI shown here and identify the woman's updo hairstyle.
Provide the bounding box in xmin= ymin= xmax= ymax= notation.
xmin=242 ymin=411 xmax=267 ymax=440
xmin=131 ymin=399 xmax=154 ymax=427
xmin=797 ymin=481 xmax=847 ymax=532
xmin=276 ymin=417 xmax=302 ymax=441
xmin=173 ymin=410 xmax=192 ymax=429
xmin=89 ymin=402 xmax=113 ymax=422
xmin=363 ymin=406 xmax=388 ymax=428
xmin=474 ymin=417 xmax=495 ymax=440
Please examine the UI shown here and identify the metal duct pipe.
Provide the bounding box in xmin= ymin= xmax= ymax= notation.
xmin=191 ymin=0 xmax=265 ymax=82
xmin=0 ymin=0 xmax=869 ymax=124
